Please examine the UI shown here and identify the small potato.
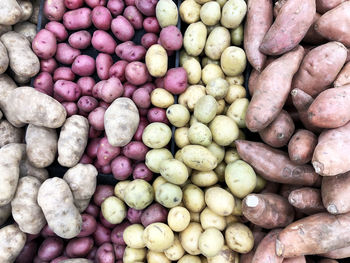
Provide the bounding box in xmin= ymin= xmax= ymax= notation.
xmin=143 ymin=223 xmax=174 ymax=252
xmin=114 ymin=181 xmax=130 ymax=201
xmin=146 ymin=44 xmax=168 ymax=77
xmin=101 ymin=196 xmax=126 ymax=224
xmin=124 ymin=179 xmax=154 ymax=210
xmin=206 ymin=78 xmax=229 ymax=100
xmin=179 ymin=222 xmax=203 ymax=255
xmin=207 ymin=245 xmax=239 ymax=263
xmin=202 ymin=64 xmax=225 ymax=85
xmin=164 ymin=235 xmax=185 ymax=260
xmin=152 ymin=176 xmax=167 ymax=193
xmin=175 ymin=127 xmax=190 ymax=148
xmin=188 ymin=122 xmax=212 ymax=146
xmin=123 ymin=247 xmax=146 ymax=263
xmin=45 ymin=21 xmax=68 ymax=42
xmin=210 ymin=115 xmax=239 ymax=146
xmin=221 ymin=46 xmax=247 ymax=77
xmin=231 ymin=24 xmax=243 ymax=46
xmin=68 ymin=31 xmax=91 ymax=50
xmin=199 ymin=228 xmax=224 ymax=257
xmin=183 ymin=184 xmax=205 ymax=213
xmin=226 ymin=75 xmax=244 ymax=85
xmin=200 ymin=2 xmax=221 ymax=26
xmin=147 ymin=251 xmax=170 ymax=263
xmin=216 ymin=99 xmax=226 ymax=115
xmin=215 ymin=162 xmax=226 ymax=182
xmin=205 ymin=187 xmax=234 ymax=216
xmin=142 ymin=122 xmax=172 ymax=149
xmin=123 ymin=224 xmax=145 ymax=249
xmin=194 ymin=95 xmax=218 ymax=124
xmin=225 ymin=84 xmax=246 ymax=104
xmin=180 ymin=50 xmax=199 ymax=66
xmin=156 ymin=0 xmax=178 ymax=28
xmin=164 ymin=67 xmax=188 ymax=95
xmin=156 ymin=182 xmax=183 ymax=208
xmin=63 ymin=8 xmax=92 ymax=30
xmin=160 ymin=159 xmax=189 ymax=185
xmin=0 ymin=224 xmax=26 ymax=263
xmin=145 ymin=148 xmax=173 ymax=173
xmin=13 ymin=22 xmax=36 ymax=43
xmin=151 ymin=88 xmax=174 ymax=108
xmin=225 ymin=222 xmax=253 ymax=253
xmin=178 ymin=85 xmax=206 ymax=111
xmin=221 ymin=0 xmax=247 ymax=29
xmin=207 ymin=142 xmax=225 ymax=163
xmin=184 ymin=22 xmax=207 ymax=56
xmin=183 ymin=57 xmax=202 ymax=85
xmin=224 ymin=148 xmax=240 ymax=164
xmin=200 ymin=207 xmax=226 ymax=231
xmin=180 ymin=0 xmax=201 ymax=24
xmin=182 ymin=145 xmax=217 ymax=172
xmin=226 ymin=98 xmax=249 ymax=128
xmin=43 ymin=0 xmax=66 ymax=21
xmin=191 ymin=171 xmax=219 ymax=187
xmin=166 ymin=104 xmax=190 ymax=127
xmin=168 ymin=207 xmax=191 ymax=232
xmin=179 ymin=255 xmax=201 ymax=263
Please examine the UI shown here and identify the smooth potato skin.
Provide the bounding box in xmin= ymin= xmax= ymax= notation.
xmin=244 ymin=0 xmax=273 ymax=71
xmin=316 ymin=0 xmax=346 ymax=13
xmin=252 ymin=228 xmax=283 ymax=263
xmin=182 ymin=145 xmax=217 ymax=172
xmin=334 ymin=62 xmax=350 ymax=87
xmin=0 ymin=0 xmax=22 ymax=25
xmin=288 ymin=129 xmax=317 ymax=165
xmin=0 ymin=224 xmax=26 ymax=262
xmin=288 ymin=187 xmax=325 ymax=215
xmin=260 ymin=0 xmax=315 ymax=55
xmin=246 ymin=46 xmax=304 ymax=132
xmin=303 ymin=13 xmax=326 ymax=45
xmin=183 ymin=22 xmax=207 ymax=57
xmin=320 ymin=245 xmax=350 ymax=259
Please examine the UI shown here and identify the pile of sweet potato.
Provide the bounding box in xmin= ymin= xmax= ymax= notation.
xmin=240 ymin=0 xmax=350 ymax=262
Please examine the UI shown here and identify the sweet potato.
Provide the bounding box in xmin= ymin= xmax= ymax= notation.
xmin=283 ymin=256 xmax=306 ymax=263
xmin=318 ymin=260 xmax=339 ymax=263
xmin=288 ymin=129 xmax=317 ymax=165
xmin=312 ymin=121 xmax=350 ymax=176
xmin=320 ymin=245 xmax=350 ymax=259
xmin=276 ymin=212 xmax=350 ymax=257
xmin=315 ymin=2 xmax=350 ymax=47
xmin=259 ymin=110 xmax=295 ymax=148
xmin=240 ymin=231 xmax=266 ymax=263
xmin=292 ymin=42 xmax=347 ymax=98
xmin=248 ymin=57 xmax=275 ymax=96
xmin=0 ymin=224 xmax=26 ymax=262
xmin=244 ymin=0 xmax=273 ymax=71
xmin=242 ymin=193 xmax=294 ymax=229
xmin=236 ymin=140 xmax=320 ymax=186
xmin=334 ymin=62 xmax=350 ymax=87
xmin=252 ymin=228 xmax=283 ymax=263
xmin=303 ymin=13 xmax=326 ymax=45
xmin=316 ymin=0 xmax=347 ymax=13
xmin=260 ymin=0 xmax=315 ymax=55
xmin=288 ymin=187 xmax=325 ymax=215
xmin=246 ymin=46 xmax=304 ymax=132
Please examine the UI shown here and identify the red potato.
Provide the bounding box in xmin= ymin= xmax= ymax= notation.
xmin=97 ymin=137 xmax=121 ymax=166
xmin=63 ymin=7 xmax=92 ymax=30
xmin=320 ymin=245 xmax=350 ymax=259
xmin=65 ymin=0 xmax=84 ymax=9
xmin=93 ymin=185 xmax=114 ymax=206
xmin=78 ymin=76 xmax=95 ymax=96
xmin=276 ymin=212 xmax=350 ymax=257
xmin=114 ymin=245 xmax=126 ymax=259
xmin=92 ymin=6 xmax=112 ymax=30
xmin=141 ymin=203 xmax=168 ymax=227
xmin=111 ymin=15 xmax=135 ymax=41
xmin=164 ymin=67 xmax=188 ymax=95
xmin=133 ymin=117 xmax=149 ymax=141
xmin=40 ymin=58 xmax=58 ymax=74
xmin=38 ymin=237 xmax=64 ymax=261
xmin=41 ymin=225 xmax=56 ymax=238
xmin=259 ymin=110 xmax=295 ymax=148
xmin=77 ymin=96 xmax=98 ymax=113
xmin=122 ymin=141 xmax=148 ymax=161
xmin=15 ymin=241 xmax=37 ymax=263
xmin=127 ymin=208 xmax=143 ymax=224
xmin=44 ymin=0 xmax=66 ymax=21
xmin=139 ymin=108 xmax=149 ymax=116
xmin=141 ymin=33 xmax=158 ymax=49
xmin=80 ymin=154 xmax=93 ymax=164
xmin=334 ymin=62 xmax=350 ymax=87
xmin=68 ymin=31 xmax=92 ymax=50
xmin=283 ymin=257 xmax=306 ymax=263
xmin=155 ymin=78 xmax=164 ymax=89
xmin=66 ymin=237 xmax=94 ymax=257
xmin=88 ymin=107 xmax=106 ymax=131
xmin=288 ymin=187 xmax=325 ymax=215
xmin=288 ymin=129 xmax=317 ymax=165
xmin=32 ymin=29 xmax=57 ymax=59
xmin=34 ymin=72 xmax=54 ymax=96
xmin=126 ymin=0 xmax=136 ymax=6
xmin=89 ymin=126 xmax=103 ymax=138
xmin=92 ymin=30 xmax=117 ymax=54
xmin=141 ymin=82 xmax=156 ymax=93
xmin=45 ymin=22 xmax=68 ymax=42
xmin=236 ymin=140 xmax=320 ymax=186
xmin=72 ymin=54 xmax=96 ymax=76
xmin=125 ymin=62 xmax=149 ymax=86
xmin=123 ymin=6 xmax=144 ymax=30
xmin=147 ymin=107 xmax=168 ymax=123
xmin=87 ymin=247 xmax=98 ymax=260
xmin=159 ymin=26 xmax=183 ymax=51
xmin=96 ymin=243 xmax=115 ymax=263
xmin=100 ymin=211 xmax=118 ymax=228
xmin=246 ymin=46 xmax=304 ymax=132
xmin=260 ymin=0 xmax=315 ymax=56
xmin=50 ymin=256 xmax=69 ymax=263
xmin=86 ymin=138 xmax=100 ymax=159
xmin=111 ymin=156 xmax=133 ymax=180
xmin=143 ymin=17 xmax=160 ymax=33
xmin=62 ymin=102 xmax=78 ymax=117
xmin=93 ymin=78 xmax=124 ymax=103
xmin=53 ymin=67 xmax=75 ymax=82
xmin=54 ymin=80 xmax=81 ymax=102
xmin=93 ymin=223 xmax=111 ymax=246
xmin=115 ymin=41 xmax=146 ymax=62
xmin=244 ymin=0 xmax=273 ymax=71
xmin=123 ymin=83 xmax=137 ymax=98
xmin=96 ymin=53 xmax=113 ymax=80
xmin=315 ymin=2 xmax=350 ymax=47
xmin=107 ymin=0 xmax=125 ymax=16
xmin=109 ymin=60 xmax=128 ymax=81
xmin=136 ymin=0 xmax=157 ymax=16
xmin=252 ymin=228 xmax=283 ymax=263
xmin=303 ymin=13 xmax=326 ymax=45
xmin=99 ymin=101 xmax=110 ymax=109
xmin=132 ymin=88 xmax=151 ymax=109
xmin=133 ymin=163 xmax=153 ymax=181
xmin=316 ymin=0 xmax=347 ymax=13
xmin=85 ymin=203 xmax=100 ymax=218
xmin=111 ymin=221 xmax=131 ymax=245
xmin=101 ymin=164 xmax=112 ymax=174
xmin=85 ymin=0 xmax=107 ymax=8
xmin=55 ymin=43 xmax=81 ymax=65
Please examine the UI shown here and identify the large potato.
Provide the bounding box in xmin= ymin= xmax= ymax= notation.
xmin=143 ymin=223 xmax=175 ymax=252
xmin=184 ymin=22 xmax=207 ymax=56
xmin=146 ymin=44 xmax=168 ymax=77
xmin=179 ymin=222 xmax=203 ymax=255
xmin=105 ymin=98 xmax=140 ymax=147
xmin=11 ymin=176 xmax=45 ymax=234
xmin=0 ymin=41 xmax=9 ymax=74
xmin=210 ymin=115 xmax=239 ymax=146
xmin=221 ymin=46 xmax=247 ymax=77
xmin=38 ymin=177 xmax=82 ymax=239
xmin=180 ymin=0 xmax=201 ymax=24
xmin=225 ymin=222 xmax=254 ymax=253
xmin=0 ymin=0 xmax=22 ymax=25
xmin=160 ymin=159 xmax=189 ymax=185
xmin=146 ymin=148 xmax=173 ymax=173
xmin=221 ymin=0 xmax=247 ymax=29
xmin=182 ymin=145 xmax=217 ymax=172
xmin=0 ymin=119 xmax=24 ymax=148
xmin=178 ymin=85 xmax=206 ymax=111
xmin=142 ymin=122 xmax=172 ymax=149
xmin=0 ymin=224 xmax=26 ymax=263
xmin=205 ymin=187 xmax=234 ymax=216
xmin=156 ymin=0 xmax=178 ymax=28
xmin=124 ymin=179 xmax=154 ymax=210
xmin=194 ymin=95 xmax=218 ymax=123
xmin=205 ymin=27 xmax=231 ymax=60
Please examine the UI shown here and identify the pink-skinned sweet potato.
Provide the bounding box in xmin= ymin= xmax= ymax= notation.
xmin=288 ymin=129 xmax=317 ymax=165
xmin=316 ymin=0 xmax=347 ymax=14
xmin=252 ymin=228 xmax=284 ymax=263
xmin=288 ymin=187 xmax=325 ymax=215
xmin=320 ymin=244 xmax=350 ymax=259
xmin=334 ymin=62 xmax=350 ymax=87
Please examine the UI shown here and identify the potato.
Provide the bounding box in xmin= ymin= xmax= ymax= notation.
xmin=156 ymin=0 xmax=178 ymax=28
xmin=200 ymin=207 xmax=226 ymax=231
xmin=0 ymin=224 xmax=26 ymax=263
xmin=205 ymin=27 xmax=231 ymax=60
xmin=123 ymin=224 xmax=145 ymax=249
xmin=193 ymin=95 xmax=218 ymax=124
xmin=225 ymin=84 xmax=246 ymax=104
xmin=205 ymin=78 xmax=229 ymax=100
xmin=174 ymin=128 xmax=190 ymax=149
xmin=0 ymin=0 xmax=22 ymax=25
xmin=147 ymin=251 xmax=170 ymax=263
xmin=202 ymin=64 xmax=225 ymax=85
xmin=146 ymin=44 xmax=168 ymax=77
xmin=224 ymin=148 xmax=240 ymax=164
xmin=114 ymin=180 xmax=130 ymax=201
xmin=19 ymin=156 xmax=49 ymax=182
xmin=18 ymin=0 xmax=33 ymax=22
xmin=179 ymin=255 xmax=201 ymax=263
xmin=221 ymin=46 xmax=246 ymax=77
xmin=227 ymin=75 xmax=244 ymax=86
xmin=152 ymin=177 xmax=167 ymax=193
xmin=123 ymin=247 xmax=146 ymax=263
xmin=183 ymin=57 xmax=202 ymax=85
xmin=206 ymin=142 xmax=225 ymax=164
xmin=151 ymin=88 xmax=174 ymax=108
xmin=160 ymin=159 xmax=189 ymax=185
xmin=180 ymin=50 xmax=199 ymax=66
xmin=38 ymin=178 xmax=82 ymax=239
xmin=166 ymin=104 xmax=190 ymax=128
xmin=184 ymin=22 xmax=207 ymax=56
xmin=179 ymin=85 xmax=206 ymax=111
xmin=215 ymin=162 xmax=226 ymax=182
xmin=0 ymin=41 xmax=8 ymax=75
xmin=216 ymin=99 xmax=226 ymax=115
xmin=205 ymin=187 xmax=234 ymax=216
xmin=180 ymin=0 xmax=200 ymax=24
xmin=199 ymin=228 xmax=224 ymax=257
xmin=207 ymin=245 xmax=239 ymax=263
xmin=167 ymin=207 xmax=191 ymax=232
xmin=188 ymin=122 xmax=212 ymax=147
xmin=13 ymin=22 xmax=36 ymax=43
xmin=179 ymin=222 xmax=203 ymax=255
xmin=183 ymin=184 xmax=205 ymax=213
xmin=225 ymin=160 xmax=257 ymax=199
xmin=142 ymin=122 xmax=172 ymax=149
xmin=210 ymin=115 xmax=239 ymax=146
xmin=124 ymin=179 xmax=154 ymax=210
xmin=221 ymin=0 xmax=247 ymax=29
xmin=200 ymin=2 xmax=221 ymax=26
xmin=143 ymin=223 xmax=174 ymax=252
xmin=254 ymin=175 xmax=267 ymax=193
xmin=156 ymin=182 xmax=183 ymax=208
xmin=60 ymin=259 xmax=93 ymax=263
xmin=226 ymin=98 xmax=249 ymax=128
xmin=104 ymin=98 xmax=140 ymax=147
xmin=164 ymin=235 xmax=185 ymax=260
xmin=231 ymin=24 xmax=244 ymax=46
xmin=101 ymin=196 xmax=126 ymax=225
xmin=191 ymin=171 xmax=218 ymax=188
xmin=146 ymin=148 xmax=173 ymax=173
xmin=0 ymin=120 xmax=24 ymax=148
xmin=225 ymin=222 xmax=253 ymax=253
xmin=182 ymin=145 xmax=217 ymax=172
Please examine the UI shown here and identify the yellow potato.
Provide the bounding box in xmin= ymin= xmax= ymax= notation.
xmin=206 ymin=142 xmax=225 ymax=163
xmin=202 ymin=64 xmax=224 ymax=85
xmin=201 ymin=57 xmax=220 ymax=67
xmin=160 ymin=159 xmax=189 ymax=185
xmin=164 ymin=235 xmax=185 ymax=260
xmin=226 ymin=98 xmax=249 ymax=128
xmin=101 ymin=196 xmax=126 ymax=224
xmin=224 ymin=148 xmax=240 ymax=164
xmin=182 ymin=145 xmax=217 ymax=172
xmin=142 ymin=122 xmax=172 ymax=149
xmin=221 ymin=46 xmax=247 ymax=77
xmin=143 ymin=223 xmax=174 ymax=252
xmin=152 ymin=176 xmax=167 ymax=192
xmin=180 ymin=0 xmax=201 ymax=24
xmin=123 ymin=247 xmax=146 ymax=263
xmin=123 ymin=224 xmax=145 ymax=249
xmin=184 ymin=22 xmax=207 ymax=56
xmin=200 ymin=207 xmax=226 ymax=230
xmin=183 ymin=184 xmax=206 ymax=213
xmin=225 ymin=214 xmax=240 ymax=225
xmin=179 ymin=85 xmax=206 ymax=111
xmin=209 ymin=115 xmax=239 ymax=146
xmin=200 ymin=2 xmax=221 ymax=26
xmin=225 ymin=222 xmax=254 ymax=253
xmin=217 ymin=0 xmax=228 ymax=7
xmin=180 ymin=50 xmax=199 ymax=66
xmin=206 ymin=78 xmax=229 ymax=100
xmin=174 ymin=127 xmax=190 ymax=148
xmin=226 ymin=75 xmax=244 ymax=85
xmin=215 ymin=162 xmax=226 ymax=182
xmin=205 ymin=27 xmax=231 ymax=60
xmin=231 ymin=24 xmax=243 ymax=46
xmin=155 ymin=182 xmax=182 ymax=208
xmin=205 ymin=187 xmax=235 ymax=216
xmin=179 ymin=222 xmax=203 ymax=255
xmin=168 ymin=206 xmax=191 ymax=232
xmin=156 ymin=0 xmax=178 ymax=28
xmin=199 ymin=228 xmax=224 ymax=257
xmin=225 ymin=84 xmax=246 ymax=104
xmin=166 ymin=104 xmax=190 ymax=127
xmin=188 ymin=122 xmax=212 ymax=147
xmin=147 ymin=251 xmax=170 ymax=263
xmin=207 ymin=245 xmax=239 ymax=263
xmin=193 ymin=95 xmax=218 ymax=124
xmin=179 ymin=255 xmax=201 ymax=263
xmin=114 ymin=180 xmax=130 ymax=200
xmin=221 ymin=0 xmax=247 ymax=29
xmin=151 ymin=88 xmax=174 ymax=108
xmin=124 ymin=179 xmax=154 ymax=210
xmin=216 ymin=99 xmax=226 ymax=115
xmin=254 ymin=175 xmax=267 ymax=193
xmin=146 ymin=44 xmax=167 ymax=77
xmin=183 ymin=57 xmax=202 ymax=84
xmin=191 ymin=170 xmax=219 ymax=187
xmin=146 ymin=148 xmax=173 ymax=173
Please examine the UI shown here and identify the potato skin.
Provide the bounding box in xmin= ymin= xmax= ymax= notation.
xmin=0 ymin=224 xmax=26 ymax=262
xmin=246 ymin=46 xmax=304 ymax=132
xmin=19 ymin=156 xmax=49 ymax=182
xmin=244 ymin=0 xmax=273 ymax=71
xmin=11 ymin=176 xmax=46 ymax=234
xmin=334 ymin=62 xmax=350 ymax=87
xmin=252 ymin=228 xmax=283 ymax=263
xmin=38 ymin=177 xmax=82 ymax=239
xmin=0 ymin=0 xmax=22 ymax=25
xmin=0 ymin=41 xmax=9 ymax=74
xmin=320 ymin=245 xmax=350 ymax=259
xmin=145 ymin=44 xmax=167 ymax=77
xmin=288 ymin=187 xmax=325 ymax=215
xmin=260 ymin=0 xmax=315 ymax=55
xmin=288 ymin=129 xmax=317 ymax=165
xmin=0 ymin=119 xmax=24 ymax=148
xmin=182 ymin=145 xmax=217 ymax=172
xmin=205 ymin=27 xmax=231 ymax=61
xmin=183 ymin=22 xmax=207 ymax=56
xmin=14 ymin=22 xmax=37 ymax=43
